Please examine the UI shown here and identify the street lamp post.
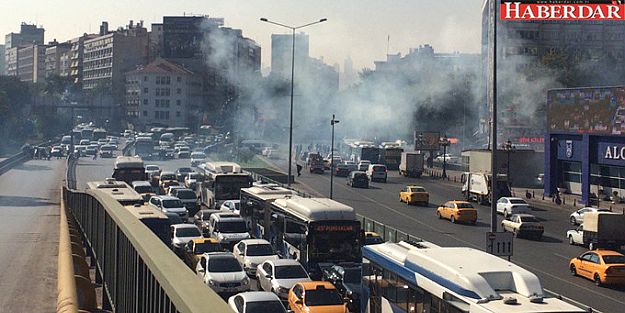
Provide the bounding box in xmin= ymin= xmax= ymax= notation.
xmin=504 ymin=140 xmax=514 ymax=188
xmin=440 ymin=135 xmax=450 ymax=179
xmin=260 ymin=17 xmax=327 ymax=186
xmin=330 ymin=114 xmax=339 ymax=199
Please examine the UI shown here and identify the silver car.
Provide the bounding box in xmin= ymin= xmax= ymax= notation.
xmin=255 ymin=259 xmax=311 ymax=300
xmin=569 ymin=207 xmax=610 ymax=225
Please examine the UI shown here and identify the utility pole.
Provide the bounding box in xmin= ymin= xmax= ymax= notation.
xmin=489 ymin=0 xmax=498 ymax=233
xmin=330 ymin=114 xmax=339 ymax=199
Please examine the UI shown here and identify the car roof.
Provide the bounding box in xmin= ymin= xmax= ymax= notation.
xmin=203 ymin=251 xmax=235 ymax=258
xmin=238 ymin=239 xmax=270 ymax=245
xmin=132 ymin=181 xmax=151 ymax=186
xmin=299 ymin=281 xmax=336 ymax=290
xmin=407 ymin=185 xmax=425 ymax=189
xmin=365 ymin=231 xmax=381 ymax=237
xmin=160 ymin=171 xmax=175 ymax=175
xmin=501 ymin=197 xmax=524 ymax=201
xmin=512 ymin=214 xmax=537 ymax=218
xmin=593 ymin=250 xmax=625 ymax=257
xmin=192 ymin=238 xmax=218 ymax=244
xmin=269 ymin=259 xmax=304 ymax=267
xmin=448 ymin=200 xmax=471 ymax=204
xmin=171 ymin=224 xmax=198 ymax=229
xmin=156 ymin=195 xmax=179 ymax=200
xmin=231 ymin=291 xmax=281 ymax=302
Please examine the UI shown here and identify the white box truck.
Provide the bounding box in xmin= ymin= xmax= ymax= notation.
xmin=582 ymin=212 xmax=625 ymax=250
xmin=399 ymin=152 xmax=424 ymax=178
xmin=461 ymin=172 xmax=511 ymax=205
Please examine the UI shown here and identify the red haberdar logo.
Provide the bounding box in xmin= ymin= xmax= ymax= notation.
xmin=501 ymin=1 xmax=625 ymax=20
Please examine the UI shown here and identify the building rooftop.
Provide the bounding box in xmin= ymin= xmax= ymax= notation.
xmin=127 ymin=58 xmax=193 ymax=75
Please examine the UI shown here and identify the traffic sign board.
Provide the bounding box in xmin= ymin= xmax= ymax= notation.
xmin=486 ymin=231 xmax=513 ymax=257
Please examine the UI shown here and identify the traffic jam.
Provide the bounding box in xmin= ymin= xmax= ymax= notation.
xmin=74 ymin=126 xmax=625 ymax=313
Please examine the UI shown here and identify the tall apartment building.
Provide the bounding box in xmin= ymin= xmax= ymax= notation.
xmin=5 ymin=47 xmax=19 ymax=77
xmin=125 ymin=58 xmax=201 ymax=128
xmin=271 ymin=33 xmax=309 ymax=79
xmin=148 ymin=23 xmax=163 ymax=62
xmin=0 ymin=45 xmax=5 ymax=75
xmin=82 ymin=21 xmax=148 ymax=99
xmin=16 ymin=44 xmax=47 ymax=83
xmin=68 ymin=34 xmax=97 ymax=84
xmin=44 ymin=41 xmax=71 ymax=78
xmin=5 ymin=23 xmax=44 ymax=49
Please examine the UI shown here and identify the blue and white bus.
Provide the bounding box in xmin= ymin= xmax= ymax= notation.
xmin=362 ymin=241 xmax=590 ymax=313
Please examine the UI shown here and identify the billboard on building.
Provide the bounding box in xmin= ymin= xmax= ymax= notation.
xmin=547 ymin=86 xmax=625 ymax=135
xmin=414 ymin=131 xmax=440 ymax=150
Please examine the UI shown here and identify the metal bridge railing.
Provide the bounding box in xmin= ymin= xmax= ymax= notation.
xmin=63 ymin=187 xmax=234 ymax=313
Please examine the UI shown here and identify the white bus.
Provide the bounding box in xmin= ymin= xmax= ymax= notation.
xmin=196 ymin=162 xmax=253 ymax=208
xmin=265 ymin=196 xmax=362 ymax=279
xmin=239 ymin=184 xmax=298 ymax=238
xmin=86 ymin=179 xmax=169 ymax=243
xmin=362 ymin=241 xmax=590 ymax=313
xmin=112 ymin=156 xmax=147 ymax=185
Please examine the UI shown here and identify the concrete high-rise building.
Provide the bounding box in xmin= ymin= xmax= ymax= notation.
xmin=44 ymin=40 xmax=71 ymax=78
xmin=5 ymin=47 xmax=19 ymax=77
xmin=82 ymin=21 xmax=148 ymax=98
xmin=68 ymin=34 xmax=97 ymax=85
xmin=125 ymin=58 xmax=201 ymax=128
xmin=0 ymin=45 xmax=5 ymax=75
xmin=270 ymin=33 xmax=309 ymax=78
xmin=148 ymin=23 xmax=163 ymax=61
xmin=5 ymin=23 xmax=44 ymax=49
xmin=340 ymin=56 xmax=356 ymax=90
xmin=16 ymin=44 xmax=47 ymax=83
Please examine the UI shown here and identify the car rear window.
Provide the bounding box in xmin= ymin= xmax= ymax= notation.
xmin=304 ymin=288 xmax=343 ymax=306
xmin=456 ymin=203 xmax=474 ymax=209
xmin=510 ymin=199 xmax=527 ymax=204
xmin=373 ymin=166 xmax=386 ymax=172
xmin=176 ymin=190 xmax=196 ymax=199
xmin=520 ymin=216 xmax=539 ymax=223
xmin=603 ymin=255 xmax=625 ymax=264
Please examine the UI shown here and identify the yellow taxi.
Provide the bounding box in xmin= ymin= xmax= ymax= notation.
xmin=436 ymin=201 xmax=478 ymax=224
xmin=364 ymin=231 xmax=384 ymax=245
xmin=569 ymin=250 xmax=625 ymax=286
xmin=182 ymin=238 xmax=221 ymax=269
xmin=399 ymin=185 xmax=429 ymax=206
xmin=288 ymin=281 xmax=347 ymax=313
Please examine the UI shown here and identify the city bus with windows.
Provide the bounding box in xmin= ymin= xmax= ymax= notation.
xmin=197 ymin=162 xmax=253 ymax=209
xmin=239 ymin=184 xmax=298 ymax=238
xmin=265 ymin=196 xmax=362 ymax=279
xmin=92 ymin=128 xmax=107 ymax=141
xmin=86 ymin=179 xmax=169 ymax=243
xmin=112 ymin=156 xmax=148 ymax=185
xmin=362 ymin=240 xmax=589 ymax=313
xmin=80 ymin=128 xmax=94 ymax=141
xmin=135 ymin=136 xmax=155 ymax=160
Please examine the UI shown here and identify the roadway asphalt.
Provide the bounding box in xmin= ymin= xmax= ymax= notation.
xmin=74 ymin=155 xmax=625 ymax=312
xmin=268 ymin=157 xmax=625 ymax=313
xmin=0 ymin=158 xmax=62 ymax=312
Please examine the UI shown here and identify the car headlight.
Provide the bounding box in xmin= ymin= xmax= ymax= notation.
xmin=241 ymin=277 xmax=250 ymax=285
xmin=208 ymin=279 xmax=217 ymax=286
xmin=277 ymin=286 xmax=289 ymax=294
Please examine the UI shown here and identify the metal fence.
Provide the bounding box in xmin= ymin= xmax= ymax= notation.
xmin=63 ymin=187 xmax=234 ymax=313
xmin=358 ymin=214 xmax=422 ymax=244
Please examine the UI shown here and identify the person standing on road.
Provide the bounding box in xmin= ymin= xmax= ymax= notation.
xmin=296 ymin=162 xmax=303 ymax=177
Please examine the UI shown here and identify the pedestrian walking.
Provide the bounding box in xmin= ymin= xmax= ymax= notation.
xmin=296 ymin=163 xmax=303 ymax=177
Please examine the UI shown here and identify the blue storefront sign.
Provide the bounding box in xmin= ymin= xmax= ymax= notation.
xmin=597 ymin=142 xmax=625 ymax=166
xmin=556 ymin=139 xmax=583 ymax=161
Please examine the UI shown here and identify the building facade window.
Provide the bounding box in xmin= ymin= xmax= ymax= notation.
xmin=143 ymin=111 xmax=147 ymax=116
xmin=177 ymin=88 xmax=181 ymax=94
xmin=176 ymin=111 xmax=181 ymax=117
xmin=143 ymin=99 xmax=148 ymax=105
xmin=176 ymin=100 xmax=181 ymax=106
xmin=143 ymin=87 xmax=148 ymax=94
xmin=143 ymin=76 xmax=148 ymax=82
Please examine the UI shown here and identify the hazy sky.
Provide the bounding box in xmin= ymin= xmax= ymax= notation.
xmin=0 ymin=0 xmax=484 ymax=71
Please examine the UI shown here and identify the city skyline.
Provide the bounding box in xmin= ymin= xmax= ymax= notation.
xmin=0 ymin=0 xmax=483 ymax=71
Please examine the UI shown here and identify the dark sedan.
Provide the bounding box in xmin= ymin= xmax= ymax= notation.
xmin=347 ymin=171 xmax=369 ymax=188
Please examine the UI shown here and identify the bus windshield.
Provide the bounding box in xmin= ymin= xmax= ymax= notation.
xmin=216 ymin=221 xmax=247 ymax=233
xmin=309 ymin=222 xmax=361 ymax=263
xmin=214 ymin=175 xmax=252 ymax=200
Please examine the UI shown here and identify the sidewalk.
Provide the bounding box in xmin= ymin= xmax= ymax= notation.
xmin=427 ymin=167 xmax=625 ymax=214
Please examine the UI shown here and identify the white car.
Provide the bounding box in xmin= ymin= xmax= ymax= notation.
xmin=167 ymin=185 xmax=186 ymax=197
xmin=358 ymin=160 xmax=371 ymax=171
xmin=170 ymin=224 xmax=203 ymax=254
xmin=496 ymin=197 xmax=531 ymax=218
xmin=233 ymin=239 xmax=279 ymax=276
xmin=569 ymin=207 xmax=611 ymax=225
xmin=567 ymin=224 xmax=585 ymax=246
xmin=228 ymin=291 xmax=287 ymax=313
xmin=501 ymin=214 xmax=544 ymax=240
xmin=220 ymin=200 xmax=241 ymax=215
xmin=196 ymin=252 xmax=250 ymax=295
xmin=149 ymin=196 xmax=189 ymax=221
xmin=256 ymin=259 xmax=311 ymax=300
xmin=435 ymin=153 xmax=456 ymax=163
xmin=185 ymin=172 xmax=200 ymax=189
xmin=366 ymin=164 xmax=388 ymax=183
xmin=190 ymin=152 xmax=207 ymax=167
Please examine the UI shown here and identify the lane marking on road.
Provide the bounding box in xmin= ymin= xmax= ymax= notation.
xmin=294 ymin=175 xmax=625 ymax=308
xmin=553 ymin=253 xmax=571 ymax=260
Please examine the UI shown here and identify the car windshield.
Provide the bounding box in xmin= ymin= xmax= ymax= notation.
xmin=176 ymin=227 xmax=200 ymax=237
xmin=304 ymin=288 xmax=343 ymax=306
xmin=343 ymin=268 xmax=361 ymax=284
xmin=373 ymin=166 xmax=386 ymax=172
xmin=176 ymin=190 xmax=196 ymax=199
xmin=146 ymin=166 xmax=159 ymax=171
xmin=456 ymin=203 xmax=474 ymax=209
xmin=246 ymin=244 xmax=274 ymax=256
xmin=161 ymin=174 xmax=175 ymax=180
xmin=191 ymin=153 xmax=206 ymax=158
xmin=162 ymin=199 xmax=183 ymax=208
xmin=201 ymin=212 xmax=213 ymax=220
xmin=520 ymin=216 xmax=539 ymax=223
xmin=510 ymin=199 xmax=527 ymax=204
xmin=365 ymin=236 xmax=384 ymax=245
xmin=217 ymin=221 xmax=247 ymax=233
xmin=603 ymin=255 xmax=625 ymax=264
xmin=178 ymin=168 xmax=192 ymax=173
xmin=411 ymin=187 xmax=426 ymax=192
xmin=188 ymin=173 xmax=198 ymax=179
xmin=208 ymin=257 xmax=242 ymax=273
xmin=134 ymin=186 xmax=152 ymax=193
xmin=244 ymin=301 xmax=285 ymax=313
xmin=194 ymin=242 xmax=220 ymax=254
xmin=275 ymin=265 xmax=308 ymax=279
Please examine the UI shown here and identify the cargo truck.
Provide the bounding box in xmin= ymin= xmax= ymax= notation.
xmin=461 ymin=172 xmax=511 ymax=205
xmin=582 ymin=212 xmax=625 ymax=250
xmin=399 ymin=152 xmax=424 ymax=178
